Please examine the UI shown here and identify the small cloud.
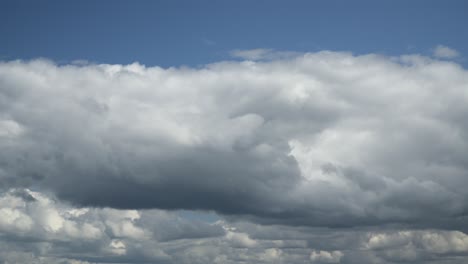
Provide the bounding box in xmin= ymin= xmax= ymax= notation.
xmin=71 ymin=59 xmax=91 ymax=66
xmin=202 ymin=38 xmax=216 ymax=46
xmin=310 ymin=250 xmax=344 ymax=263
xmin=230 ymin=48 xmax=274 ymax=60
xmin=230 ymin=48 xmax=299 ymax=61
xmin=432 ymin=45 xmax=459 ymax=59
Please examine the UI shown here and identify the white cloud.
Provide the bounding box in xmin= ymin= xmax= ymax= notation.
xmin=0 ymin=188 xmax=467 ymax=263
xmin=365 ymin=230 xmax=468 ymax=262
xmin=259 ymin=248 xmax=282 ymax=262
xmin=230 ymin=48 xmax=274 ymax=60
xmin=0 ymin=189 xmax=104 ymax=241
xmin=230 ymin=48 xmax=299 ymax=60
xmin=225 ymin=230 xmax=257 ymax=248
xmin=108 ymin=239 xmax=127 ymax=255
xmin=1 ymin=53 xmax=468 ymax=229
xmin=310 ymin=250 xmax=343 ymax=263
xmin=433 ymin=45 xmax=460 ymax=59
xmin=0 ymin=189 xmax=224 ymax=263
xmin=1 ymin=51 xmax=468 ymax=263
xmin=0 ymin=119 xmax=24 ymax=138
xmin=0 ymin=207 xmax=33 ymax=233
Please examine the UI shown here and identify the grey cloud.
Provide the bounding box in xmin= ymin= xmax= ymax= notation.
xmin=0 ymin=52 xmax=468 ymax=232
xmin=0 ymin=189 xmax=222 ymax=263
xmin=0 ymin=189 xmax=468 ymax=263
xmin=138 ymin=210 xmax=225 ymax=242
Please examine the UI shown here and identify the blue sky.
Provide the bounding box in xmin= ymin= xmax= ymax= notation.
xmin=1 ymin=0 xmax=467 ymax=67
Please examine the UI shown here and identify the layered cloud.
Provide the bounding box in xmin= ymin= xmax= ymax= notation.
xmin=1 ymin=189 xmax=468 ymax=263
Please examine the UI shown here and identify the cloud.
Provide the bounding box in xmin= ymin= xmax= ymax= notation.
xmin=0 ymin=51 xmax=468 ymax=234
xmin=202 ymin=38 xmax=216 ymax=46
xmin=0 ymin=188 xmax=222 ymax=263
xmin=433 ymin=45 xmax=460 ymax=59
xmin=230 ymin=48 xmax=299 ymax=60
xmin=365 ymin=230 xmax=468 ymax=263
xmin=310 ymin=250 xmax=344 ymax=263
xmin=0 ymin=188 xmax=468 ymax=263
xmin=230 ymin=49 xmax=274 ymax=60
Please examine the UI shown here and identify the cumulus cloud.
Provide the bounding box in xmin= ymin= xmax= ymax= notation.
xmin=2 ymin=51 xmax=468 ymax=229
xmin=310 ymin=250 xmax=344 ymax=263
xmin=0 ymin=188 xmax=467 ymax=263
xmin=433 ymin=45 xmax=460 ymax=59
xmin=0 ymin=189 xmax=222 ymax=263
xmin=1 ymin=50 xmax=468 ymax=262
xmin=365 ymin=230 xmax=468 ymax=263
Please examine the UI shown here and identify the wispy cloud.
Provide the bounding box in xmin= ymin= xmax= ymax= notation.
xmin=230 ymin=48 xmax=299 ymax=60
xmin=433 ymin=45 xmax=460 ymax=59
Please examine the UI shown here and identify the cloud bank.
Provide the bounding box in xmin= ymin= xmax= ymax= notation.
xmin=1 ymin=188 xmax=468 ymax=264
xmin=0 ymin=50 xmax=468 ymax=263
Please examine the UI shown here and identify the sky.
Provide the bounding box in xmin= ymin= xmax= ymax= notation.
xmin=1 ymin=1 xmax=468 ymax=264
xmin=1 ymin=0 xmax=468 ymax=66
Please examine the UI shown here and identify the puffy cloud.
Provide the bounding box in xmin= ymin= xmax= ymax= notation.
xmin=0 ymin=189 xmax=222 ymax=263
xmin=0 ymin=189 xmax=467 ymax=263
xmin=259 ymin=248 xmax=283 ymax=262
xmin=433 ymin=45 xmax=460 ymax=59
xmin=1 ymin=50 xmax=468 ymax=263
xmin=225 ymin=230 xmax=258 ymax=248
xmin=1 ymin=52 xmax=468 ymax=230
xmin=310 ymin=250 xmax=344 ymax=263
xmin=366 ymin=230 xmax=468 ymax=262
xmin=0 ymin=189 xmax=102 ymax=241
